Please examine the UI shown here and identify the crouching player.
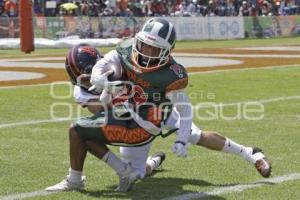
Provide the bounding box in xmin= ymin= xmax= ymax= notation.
xmin=46 ymin=44 xmax=165 ymax=192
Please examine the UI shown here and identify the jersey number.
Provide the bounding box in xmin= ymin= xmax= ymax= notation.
xmin=132 ymin=85 xmax=147 ymax=105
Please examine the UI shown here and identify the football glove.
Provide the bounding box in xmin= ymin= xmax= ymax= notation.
xmin=172 ymin=141 xmax=187 ymax=157
xmin=90 ymin=70 xmax=113 ymax=90
xmin=89 ymin=70 xmax=124 ymax=95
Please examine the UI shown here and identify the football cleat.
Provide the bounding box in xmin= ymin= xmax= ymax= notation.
xmin=251 ymin=147 xmax=272 ymax=178
xmin=149 ymin=152 xmax=166 ymax=170
xmin=45 ymin=175 xmax=85 ymax=192
xmin=115 ymin=163 xmax=140 ymax=192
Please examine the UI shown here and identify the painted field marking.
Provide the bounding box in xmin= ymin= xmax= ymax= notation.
xmin=162 ymin=173 xmax=300 ymax=200
xmin=174 ymin=52 xmax=300 ymax=58
xmin=0 ymin=95 xmax=299 ymax=129
xmin=0 ymin=173 xmax=299 ymax=200
xmin=215 ymin=95 xmax=300 ymax=107
xmin=0 ymin=83 xmax=52 ymax=89
xmin=190 ymin=64 xmax=300 ymax=75
xmin=0 ymin=118 xmax=75 ymax=129
xmin=0 ymin=190 xmax=59 ymax=200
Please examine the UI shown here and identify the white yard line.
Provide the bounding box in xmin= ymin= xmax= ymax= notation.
xmin=0 ymin=83 xmax=52 ymax=89
xmin=233 ymin=46 xmax=300 ymax=51
xmin=0 ymin=118 xmax=75 ymax=129
xmin=0 ymin=173 xmax=299 ymax=200
xmin=0 ymin=82 xmax=71 ymax=90
xmin=162 ymin=173 xmax=300 ymax=200
xmin=216 ymin=95 xmax=300 ymax=107
xmin=190 ymin=64 xmax=300 ymax=75
xmin=0 ymin=57 xmax=65 ymax=61
xmin=0 ymin=190 xmax=59 ymax=200
xmin=173 ymin=52 xmax=300 ymax=58
xmin=0 ymin=95 xmax=299 ymax=129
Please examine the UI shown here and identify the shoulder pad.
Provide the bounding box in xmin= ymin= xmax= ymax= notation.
xmin=165 ymin=57 xmax=189 ymax=92
xmin=116 ymin=38 xmax=133 ymax=52
xmin=168 ymin=61 xmax=188 ymax=80
xmin=166 ymin=77 xmax=188 ymax=93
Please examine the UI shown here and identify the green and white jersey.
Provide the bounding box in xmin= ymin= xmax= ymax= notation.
xmin=91 ymin=38 xmax=192 ymax=143
xmin=116 ymin=38 xmax=188 ymax=105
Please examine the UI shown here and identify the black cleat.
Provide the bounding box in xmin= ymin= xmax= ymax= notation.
xmin=150 ymin=152 xmax=166 ymax=169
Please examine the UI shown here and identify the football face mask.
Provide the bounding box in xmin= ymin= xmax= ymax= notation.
xmin=132 ymin=17 xmax=176 ymax=72
xmin=135 ymin=39 xmax=168 ymax=68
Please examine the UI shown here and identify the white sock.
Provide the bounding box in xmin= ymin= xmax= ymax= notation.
xmin=102 ymin=151 xmax=127 ymax=174
xmin=146 ymin=156 xmax=161 ymax=171
xmin=68 ymin=168 xmax=83 ymax=183
xmin=222 ymin=139 xmax=253 ymax=163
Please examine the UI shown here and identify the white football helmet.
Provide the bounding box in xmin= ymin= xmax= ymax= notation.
xmin=132 ymin=18 xmax=176 ymax=72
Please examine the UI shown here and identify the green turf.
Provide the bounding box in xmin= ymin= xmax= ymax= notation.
xmin=0 ymin=65 xmax=299 ymax=199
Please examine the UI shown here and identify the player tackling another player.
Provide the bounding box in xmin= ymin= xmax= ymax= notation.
xmin=46 ymin=17 xmax=271 ymax=193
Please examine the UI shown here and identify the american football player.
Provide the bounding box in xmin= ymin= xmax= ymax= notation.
xmin=90 ymin=18 xmax=272 ymax=181
xmin=47 ymin=17 xmax=190 ymax=192
xmin=46 ymin=18 xmax=271 ymax=193
xmin=46 ymin=43 xmax=166 ymax=192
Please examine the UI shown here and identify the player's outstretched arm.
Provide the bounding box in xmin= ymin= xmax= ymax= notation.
xmin=167 ymin=90 xmax=193 ymax=157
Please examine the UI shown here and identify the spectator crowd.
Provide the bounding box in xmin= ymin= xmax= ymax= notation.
xmin=0 ymin=0 xmax=300 ymax=18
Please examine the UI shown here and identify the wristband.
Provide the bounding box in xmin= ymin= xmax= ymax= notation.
xmin=175 ymin=140 xmax=186 ymax=146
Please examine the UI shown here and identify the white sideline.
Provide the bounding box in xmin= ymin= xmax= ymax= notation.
xmin=0 ymin=83 xmax=52 ymax=89
xmin=0 ymin=95 xmax=300 ymax=129
xmin=1 ymin=173 xmax=299 ymax=200
xmin=0 ymin=118 xmax=75 ymax=129
xmin=207 ymin=95 xmax=300 ymax=108
xmin=162 ymin=173 xmax=300 ymax=200
xmin=190 ymin=64 xmax=300 ymax=75
xmin=0 ymin=190 xmax=59 ymax=200
xmin=174 ymin=52 xmax=300 ymax=58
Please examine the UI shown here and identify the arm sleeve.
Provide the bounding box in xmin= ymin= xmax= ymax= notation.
xmin=166 ymin=90 xmax=192 ymax=144
xmin=91 ymin=50 xmax=121 ymax=82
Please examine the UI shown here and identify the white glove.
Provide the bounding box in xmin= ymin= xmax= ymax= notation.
xmin=89 ymin=70 xmax=124 ymax=95
xmin=172 ymin=141 xmax=187 ymax=157
xmin=99 ymin=89 xmax=112 ymax=104
xmin=95 ymin=82 xmax=125 ymax=104
xmin=90 ymin=70 xmax=113 ymax=90
xmin=104 ymin=81 xmax=124 ymax=94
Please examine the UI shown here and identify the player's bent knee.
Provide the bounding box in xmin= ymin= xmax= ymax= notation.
xmin=85 ymin=140 xmax=95 ymax=151
xmin=188 ymin=129 xmax=202 ymax=145
xmin=69 ymin=124 xmax=80 ymax=138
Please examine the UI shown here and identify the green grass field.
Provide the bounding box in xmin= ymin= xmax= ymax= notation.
xmin=0 ymin=39 xmax=300 ymax=200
